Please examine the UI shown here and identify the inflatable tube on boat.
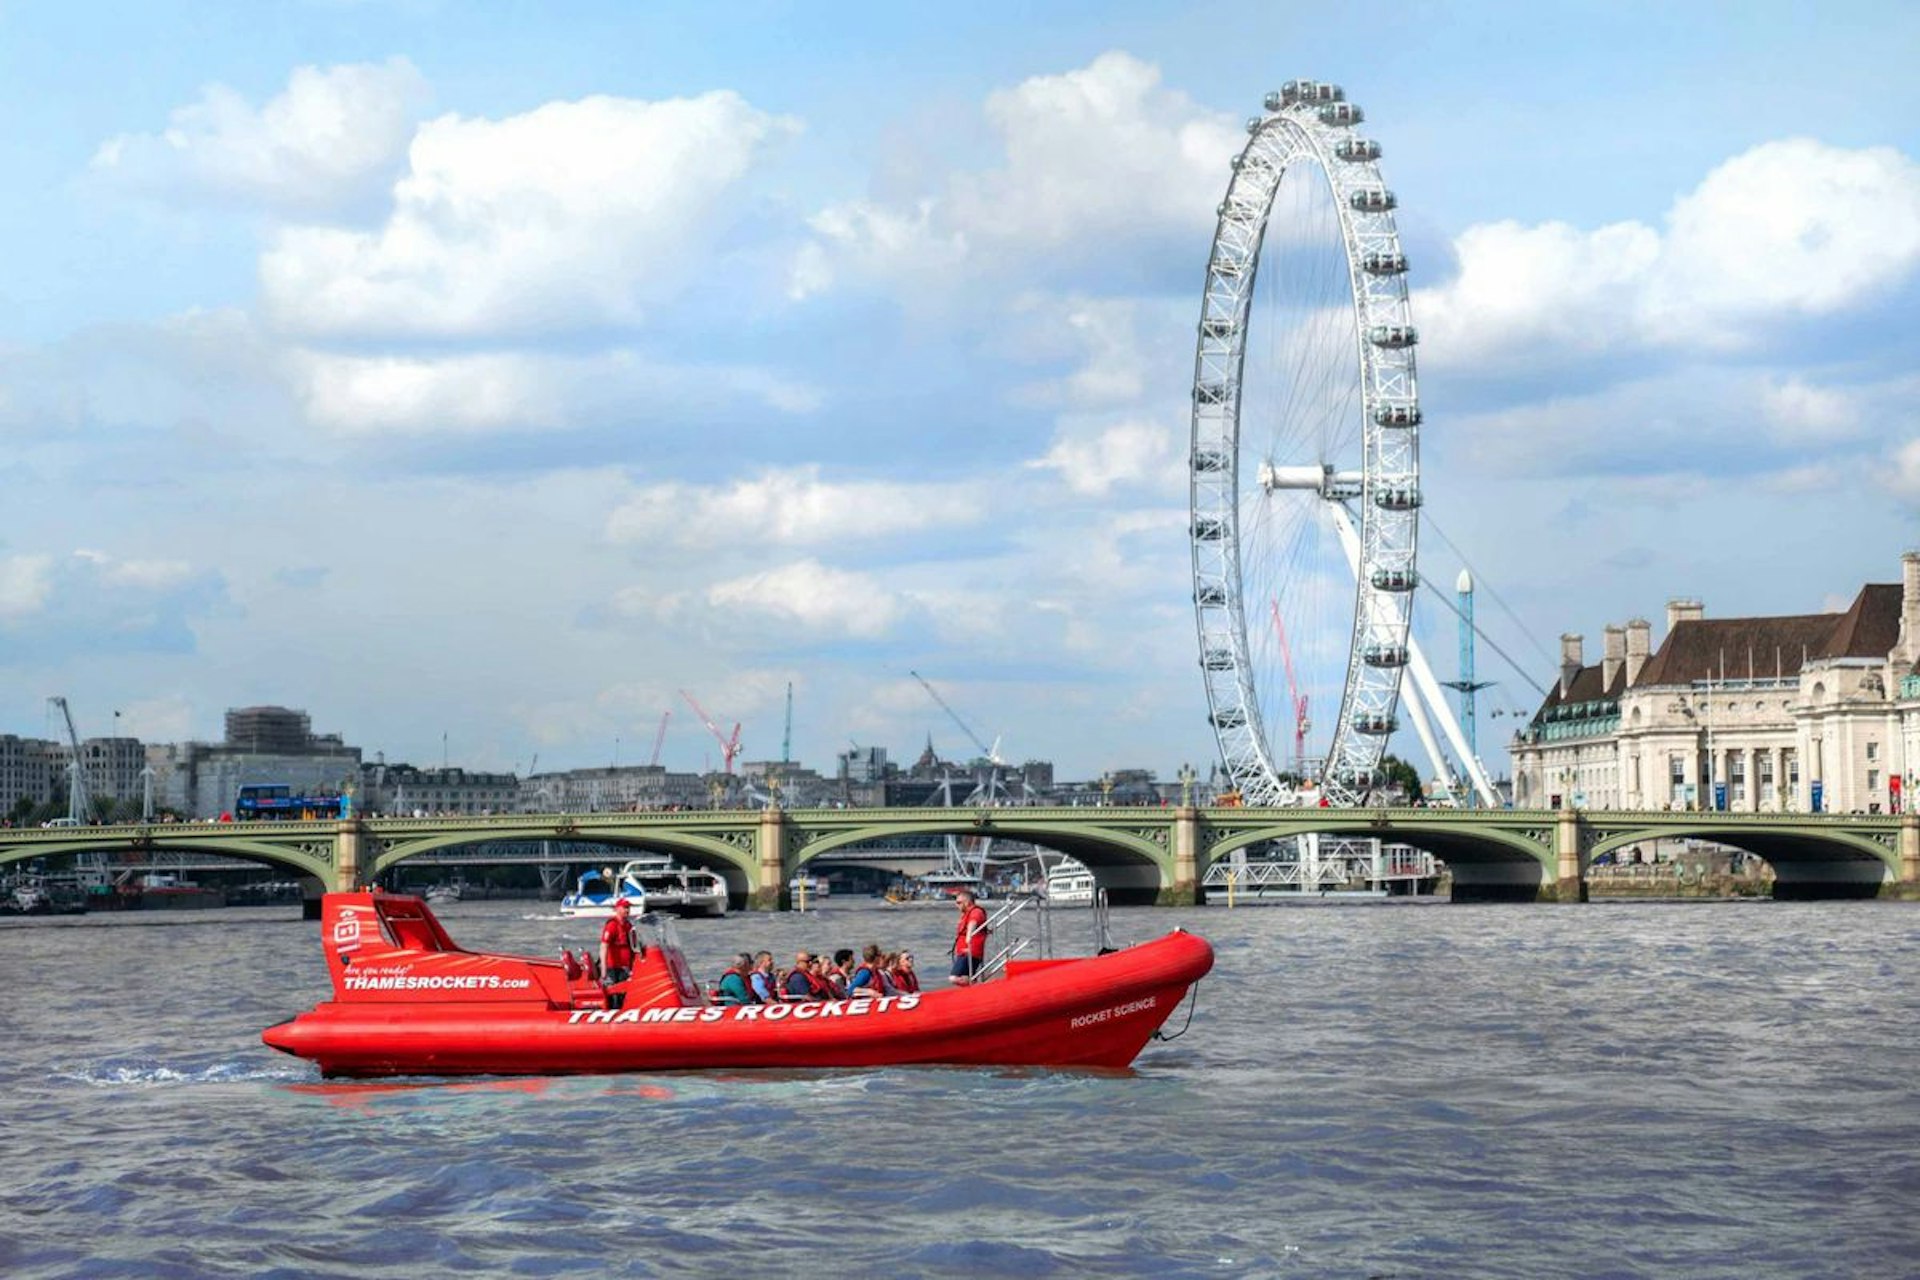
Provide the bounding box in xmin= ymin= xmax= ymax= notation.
xmin=262 ymin=891 xmax=1212 ymax=1077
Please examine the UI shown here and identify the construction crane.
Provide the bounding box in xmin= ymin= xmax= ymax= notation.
xmin=648 ymin=711 xmax=671 ymax=767
xmin=908 ymin=670 xmax=1002 ymax=765
xmin=47 ymin=696 xmax=89 ymax=823
xmin=781 ymin=683 xmax=793 ymax=765
xmin=1269 ymin=601 xmax=1311 ymax=775
xmin=678 ymin=690 xmax=742 ymax=774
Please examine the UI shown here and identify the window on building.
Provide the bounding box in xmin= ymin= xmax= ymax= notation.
xmin=1669 ymin=755 xmax=1686 ymax=806
xmin=1759 ymin=753 xmax=1775 ymax=803
xmin=1730 ymin=754 xmax=1747 ymax=803
xmin=1868 ymin=769 xmax=1880 ymax=794
xmin=1867 ymin=742 xmax=1879 ymax=762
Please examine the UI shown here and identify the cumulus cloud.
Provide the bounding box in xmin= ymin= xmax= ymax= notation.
xmin=262 ymin=91 xmax=798 ymax=338
xmin=91 ymin=57 xmax=427 ymax=213
xmin=705 ymin=559 xmax=906 ymax=638
xmin=290 ymin=348 xmax=818 ymax=437
xmin=603 ymin=466 xmax=982 ymax=550
xmin=1760 ymin=377 xmax=1864 ymax=443
xmin=0 ymin=554 xmax=54 ymax=619
xmin=1027 ymin=418 xmax=1183 ymax=496
xmin=0 ymin=548 xmax=224 ymax=658
xmin=793 ymin=51 xmax=1238 ymax=298
xmin=1417 ymin=138 xmax=1920 ymax=368
xmin=1888 ymin=438 xmax=1920 ymax=501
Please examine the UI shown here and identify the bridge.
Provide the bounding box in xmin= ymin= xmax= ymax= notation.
xmin=3 ymin=804 xmax=1917 ymax=905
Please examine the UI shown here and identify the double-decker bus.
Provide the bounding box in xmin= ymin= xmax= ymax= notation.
xmin=235 ymin=784 xmax=348 ymax=821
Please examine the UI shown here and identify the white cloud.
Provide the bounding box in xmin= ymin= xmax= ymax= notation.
xmin=262 ymin=91 xmax=798 ymax=338
xmin=794 ymin=52 xmax=1237 ymax=298
xmin=1417 ymin=139 xmax=1920 ymax=367
xmin=1027 ymin=418 xmax=1183 ymax=496
xmin=1888 ymin=438 xmax=1920 ymax=501
xmin=604 ymin=466 xmax=982 ymax=550
xmin=0 ymin=554 xmax=54 ymax=618
xmin=74 ymin=549 xmax=196 ymax=590
xmin=290 ymin=348 xmax=818 ymax=437
xmin=1760 ymin=377 xmax=1863 ymax=443
xmin=706 ymin=559 xmax=905 ymax=637
xmin=294 ymin=351 xmax=567 ymax=436
xmin=91 ymin=58 xmax=427 ymax=212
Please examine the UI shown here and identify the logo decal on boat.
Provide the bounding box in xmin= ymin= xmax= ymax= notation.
xmin=565 ymin=994 xmax=922 ymax=1026
xmin=1068 ymin=995 xmax=1157 ymax=1030
xmin=331 ymin=914 xmax=364 ymax=952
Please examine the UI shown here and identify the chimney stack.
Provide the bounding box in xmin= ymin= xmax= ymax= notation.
xmin=1898 ymin=551 xmax=1920 ymax=666
xmin=1625 ymin=618 xmax=1652 ymax=685
xmin=1602 ymin=624 xmax=1625 ymax=690
xmin=1666 ymin=598 xmax=1703 ymax=636
xmin=1559 ymin=633 xmax=1584 ymax=698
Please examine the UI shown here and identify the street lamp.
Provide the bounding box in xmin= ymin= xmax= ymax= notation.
xmin=1179 ymin=763 xmax=1196 ymax=807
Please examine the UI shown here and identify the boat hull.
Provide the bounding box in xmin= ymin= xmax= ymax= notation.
xmin=262 ymin=892 xmax=1210 ymax=1077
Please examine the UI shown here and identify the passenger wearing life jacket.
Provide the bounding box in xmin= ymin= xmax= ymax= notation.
xmin=950 ymin=888 xmax=989 ymax=986
xmin=748 ymin=951 xmax=779 ymax=1004
xmin=891 ymin=951 xmax=921 ymax=994
xmin=600 ymin=899 xmax=639 ymax=1009
xmin=715 ymin=952 xmax=757 ymax=1005
xmin=847 ymin=943 xmax=894 ymax=998
xmin=781 ymin=951 xmax=831 ymax=1001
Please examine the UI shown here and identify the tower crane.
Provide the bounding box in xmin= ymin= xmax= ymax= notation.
xmin=1269 ymin=601 xmax=1311 ymax=775
xmin=648 ymin=711 xmax=671 ymax=768
xmin=678 ymin=690 xmax=742 ymax=774
xmin=908 ymin=671 xmax=1002 ymax=765
xmin=781 ymin=682 xmax=794 ymax=765
xmin=47 ymin=696 xmax=89 ymax=824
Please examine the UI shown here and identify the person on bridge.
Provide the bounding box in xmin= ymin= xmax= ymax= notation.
xmin=600 ymin=898 xmax=640 ymax=1008
xmin=950 ymin=889 xmax=989 ymax=986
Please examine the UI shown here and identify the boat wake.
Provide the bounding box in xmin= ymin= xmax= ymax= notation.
xmin=63 ymin=1056 xmax=309 ymax=1088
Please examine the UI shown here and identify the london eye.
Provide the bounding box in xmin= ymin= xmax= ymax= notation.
xmin=1189 ymin=81 xmax=1422 ymax=806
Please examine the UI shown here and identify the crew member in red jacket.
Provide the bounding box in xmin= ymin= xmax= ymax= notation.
xmin=600 ymin=899 xmax=639 ymax=1008
xmin=950 ymin=888 xmax=989 ymax=986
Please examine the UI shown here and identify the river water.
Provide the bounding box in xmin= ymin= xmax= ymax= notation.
xmin=2 ymin=898 xmax=1916 ymax=1278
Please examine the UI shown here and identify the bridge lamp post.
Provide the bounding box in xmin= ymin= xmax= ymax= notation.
xmin=1179 ymin=763 xmax=1196 ymax=807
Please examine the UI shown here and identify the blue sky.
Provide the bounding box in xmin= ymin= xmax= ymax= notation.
xmin=1 ymin=1 xmax=1916 ymax=783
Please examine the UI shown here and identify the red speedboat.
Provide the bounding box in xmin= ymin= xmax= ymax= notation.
xmin=263 ymin=891 xmax=1213 ymax=1077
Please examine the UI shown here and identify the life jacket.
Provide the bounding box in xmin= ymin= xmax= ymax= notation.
xmin=780 ymin=967 xmax=827 ymax=1000
xmin=601 ymin=915 xmax=636 ymax=969
xmin=715 ymin=966 xmax=756 ymax=1005
xmin=849 ymin=964 xmax=880 ymax=995
xmin=955 ymin=904 xmax=989 ymax=958
xmin=893 ymin=967 xmax=921 ymax=994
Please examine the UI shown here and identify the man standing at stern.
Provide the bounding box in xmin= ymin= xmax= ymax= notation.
xmin=950 ymin=888 xmax=989 ymax=986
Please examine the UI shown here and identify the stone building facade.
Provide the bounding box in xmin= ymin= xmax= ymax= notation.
xmin=1513 ymin=553 xmax=1920 ymax=814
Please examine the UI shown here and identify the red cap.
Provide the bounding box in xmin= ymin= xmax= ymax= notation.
xmin=613 ymin=899 xmax=631 ymax=913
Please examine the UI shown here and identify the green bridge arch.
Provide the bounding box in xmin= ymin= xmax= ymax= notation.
xmin=0 ymin=805 xmax=1913 ymax=903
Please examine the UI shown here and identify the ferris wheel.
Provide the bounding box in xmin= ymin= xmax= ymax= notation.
xmin=1189 ymin=80 xmax=1424 ymax=807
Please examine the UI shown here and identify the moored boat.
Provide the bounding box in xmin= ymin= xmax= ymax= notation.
xmin=558 ymin=865 xmax=647 ymax=918
xmin=1045 ymin=858 xmax=1096 ymax=907
xmin=262 ymin=890 xmax=1212 ymax=1077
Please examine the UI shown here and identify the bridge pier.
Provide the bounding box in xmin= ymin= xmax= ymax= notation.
xmin=754 ymin=806 xmax=787 ymax=911
xmin=335 ymin=819 xmax=364 ymax=892
xmin=1159 ymin=805 xmax=1201 ymax=906
xmin=1897 ymin=810 xmax=1920 ymax=901
xmin=1552 ymin=805 xmax=1588 ymax=903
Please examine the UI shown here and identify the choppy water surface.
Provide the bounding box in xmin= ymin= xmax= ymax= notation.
xmin=2 ymin=899 xmax=1917 ymax=1278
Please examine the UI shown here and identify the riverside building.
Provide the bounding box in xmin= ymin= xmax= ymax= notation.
xmin=1512 ymin=552 xmax=1920 ymax=814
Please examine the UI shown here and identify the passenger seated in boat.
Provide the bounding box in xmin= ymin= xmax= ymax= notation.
xmin=782 ymin=951 xmax=827 ymax=1001
xmin=715 ymin=953 xmax=757 ymax=1005
xmin=891 ymin=951 xmax=921 ymax=994
xmin=748 ymin=951 xmax=779 ymax=1004
xmin=847 ymin=943 xmax=894 ymax=999
xmin=828 ymin=950 xmax=855 ymax=998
